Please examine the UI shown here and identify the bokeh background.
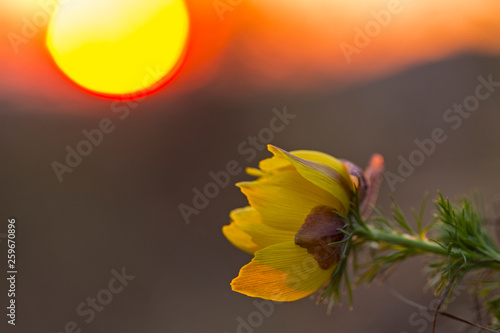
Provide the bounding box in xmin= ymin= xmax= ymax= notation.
xmin=1 ymin=1 xmax=500 ymax=332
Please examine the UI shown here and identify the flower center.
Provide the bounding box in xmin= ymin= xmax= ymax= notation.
xmin=294 ymin=205 xmax=346 ymax=270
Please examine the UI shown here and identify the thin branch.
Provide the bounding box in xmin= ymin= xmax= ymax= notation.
xmin=388 ymin=287 xmax=498 ymax=333
xmin=432 ymin=274 xmax=460 ymax=333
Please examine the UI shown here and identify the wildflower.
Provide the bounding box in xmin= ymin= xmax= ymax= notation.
xmin=223 ymin=145 xmax=383 ymax=301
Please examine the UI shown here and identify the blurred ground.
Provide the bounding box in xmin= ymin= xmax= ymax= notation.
xmin=1 ymin=52 xmax=500 ymax=332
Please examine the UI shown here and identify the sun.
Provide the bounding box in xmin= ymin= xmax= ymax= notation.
xmin=46 ymin=0 xmax=190 ymax=99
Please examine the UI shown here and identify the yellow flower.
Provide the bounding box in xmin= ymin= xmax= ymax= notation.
xmin=223 ymin=145 xmax=383 ymax=302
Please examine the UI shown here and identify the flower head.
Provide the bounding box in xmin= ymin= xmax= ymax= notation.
xmin=223 ymin=145 xmax=383 ymax=302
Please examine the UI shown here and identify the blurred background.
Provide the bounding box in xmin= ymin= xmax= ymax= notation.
xmin=1 ymin=0 xmax=500 ymax=332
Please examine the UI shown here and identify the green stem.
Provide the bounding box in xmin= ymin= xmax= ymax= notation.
xmin=359 ymin=229 xmax=445 ymax=254
xmin=357 ymin=229 xmax=500 ymax=262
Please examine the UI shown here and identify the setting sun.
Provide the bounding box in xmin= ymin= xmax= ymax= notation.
xmin=46 ymin=0 xmax=190 ymax=98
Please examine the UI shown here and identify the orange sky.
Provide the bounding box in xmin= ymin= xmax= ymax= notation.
xmin=1 ymin=0 xmax=500 ymax=110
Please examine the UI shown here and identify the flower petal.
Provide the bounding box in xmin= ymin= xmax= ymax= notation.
xmin=258 ymin=149 xmax=352 ymax=176
xmin=245 ymin=167 xmax=264 ymax=177
xmin=223 ymin=222 xmax=261 ymax=255
xmin=258 ymin=155 xmax=294 ymax=174
xmin=293 ymin=150 xmax=350 ymax=170
xmin=237 ymin=170 xmax=341 ymax=231
xmin=231 ymin=241 xmax=334 ymax=302
xmin=267 ymin=145 xmax=353 ymax=212
xmin=223 ymin=207 xmax=295 ymax=254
